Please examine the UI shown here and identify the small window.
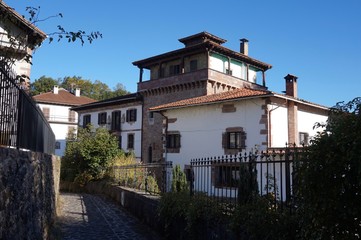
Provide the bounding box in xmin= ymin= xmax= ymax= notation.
xmin=83 ymin=115 xmax=91 ymax=128
xmin=127 ymin=134 xmax=134 ymax=149
xmin=190 ymin=60 xmax=198 ymax=72
xmin=169 ymin=64 xmax=181 ymax=76
xmin=43 ymin=107 xmax=50 ymax=120
xmin=166 ymin=134 xmax=181 ymax=149
xmin=111 ymin=111 xmax=121 ymax=131
xmin=299 ymin=132 xmax=309 ymax=146
xmin=98 ymin=112 xmax=107 ymax=125
xmin=126 ymin=109 xmax=137 ymax=122
xmin=227 ymin=132 xmax=245 ymax=149
xmin=68 ymin=110 xmax=76 ymax=123
xmin=55 ymin=141 xmax=61 ymax=149
xmin=213 ymin=165 xmax=240 ymax=188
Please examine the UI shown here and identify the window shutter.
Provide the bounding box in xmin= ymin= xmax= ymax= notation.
xmin=240 ymin=131 xmax=247 ymax=149
xmin=222 ymin=132 xmax=227 ymax=148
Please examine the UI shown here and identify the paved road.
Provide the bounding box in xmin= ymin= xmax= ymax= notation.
xmin=58 ymin=193 xmax=161 ymax=240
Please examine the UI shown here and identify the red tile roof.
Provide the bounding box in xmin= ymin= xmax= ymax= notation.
xmin=33 ymin=89 xmax=96 ymax=106
xmin=149 ymin=88 xmax=271 ymax=111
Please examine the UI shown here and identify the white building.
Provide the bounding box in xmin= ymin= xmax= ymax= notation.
xmin=150 ymin=74 xmax=328 ymax=168
xmin=0 ymin=1 xmax=46 ymax=87
xmin=71 ymin=93 xmax=143 ymax=161
xmin=33 ymin=86 xmax=95 ymax=156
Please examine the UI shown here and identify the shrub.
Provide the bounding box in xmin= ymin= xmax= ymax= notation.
xmin=171 ymin=165 xmax=188 ymax=192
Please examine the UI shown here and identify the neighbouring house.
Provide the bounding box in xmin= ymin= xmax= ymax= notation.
xmin=133 ymin=32 xmax=272 ymax=163
xmin=71 ymin=93 xmax=143 ymax=161
xmin=150 ymin=74 xmax=328 ymax=168
xmin=33 ymin=86 xmax=95 ymax=156
xmin=0 ymin=1 xmax=46 ymax=88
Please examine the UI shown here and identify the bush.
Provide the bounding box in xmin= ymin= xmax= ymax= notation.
xmin=61 ymin=126 xmax=121 ymax=185
xmin=171 ymin=165 xmax=188 ymax=192
xmin=295 ymin=97 xmax=361 ymax=239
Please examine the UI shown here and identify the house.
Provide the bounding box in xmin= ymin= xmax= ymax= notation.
xmin=33 ymin=86 xmax=95 ymax=156
xmin=149 ymin=74 xmax=328 ymax=168
xmin=71 ymin=93 xmax=143 ymax=161
xmin=133 ymin=32 xmax=272 ymax=163
xmin=0 ymin=1 xmax=47 ymax=87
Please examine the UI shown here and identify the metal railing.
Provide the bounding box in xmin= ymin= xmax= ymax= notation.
xmin=110 ymin=161 xmax=173 ymax=195
xmin=190 ymin=147 xmax=304 ymax=208
xmin=0 ymin=62 xmax=55 ymax=154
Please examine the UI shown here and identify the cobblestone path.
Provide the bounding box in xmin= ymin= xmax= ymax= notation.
xmin=59 ymin=193 xmax=161 ymax=240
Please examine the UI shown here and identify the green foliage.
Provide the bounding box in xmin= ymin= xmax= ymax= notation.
xmin=171 ymin=165 xmax=188 ymax=192
xmin=231 ymin=195 xmax=297 ymax=240
xmin=62 ymin=126 xmax=121 ymax=185
xmin=296 ymin=97 xmax=361 ymax=239
xmin=30 ymin=75 xmax=130 ymax=100
xmin=158 ymin=192 xmax=226 ymax=239
xmin=237 ymin=159 xmax=258 ymax=204
xmin=29 ymin=76 xmax=60 ymax=95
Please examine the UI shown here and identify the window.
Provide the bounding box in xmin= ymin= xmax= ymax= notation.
xmin=223 ymin=127 xmax=246 ymax=154
xmin=127 ymin=134 xmax=134 ymax=149
xmin=55 ymin=141 xmax=61 ymax=149
xmin=68 ymin=110 xmax=76 ymax=122
xmin=169 ymin=64 xmax=180 ymax=76
xmin=126 ymin=109 xmax=137 ymax=122
xmin=83 ymin=115 xmax=91 ymax=128
xmin=226 ymin=68 xmax=233 ymax=75
xmin=227 ymin=132 xmax=245 ymax=149
xmin=190 ymin=60 xmax=198 ymax=71
xmin=299 ymin=132 xmax=309 ymax=146
xmin=213 ymin=165 xmax=240 ymax=188
xmin=98 ymin=112 xmax=107 ymax=125
xmin=43 ymin=107 xmax=50 ymax=120
xmin=111 ymin=111 xmax=121 ymax=131
xmin=166 ymin=133 xmax=181 ymax=149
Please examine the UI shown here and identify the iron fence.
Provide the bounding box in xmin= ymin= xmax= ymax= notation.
xmin=0 ymin=62 xmax=55 ymax=154
xmin=190 ymin=147 xmax=304 ymax=208
xmin=111 ymin=161 xmax=173 ymax=195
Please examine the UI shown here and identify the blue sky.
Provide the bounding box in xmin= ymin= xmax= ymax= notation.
xmin=8 ymin=0 xmax=361 ymax=107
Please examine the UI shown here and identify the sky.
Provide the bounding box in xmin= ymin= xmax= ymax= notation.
xmin=7 ymin=0 xmax=361 ymax=107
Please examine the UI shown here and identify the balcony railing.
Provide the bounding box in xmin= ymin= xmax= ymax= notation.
xmin=0 ymin=62 xmax=55 ymax=154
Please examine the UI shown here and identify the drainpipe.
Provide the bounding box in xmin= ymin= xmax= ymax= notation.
xmin=159 ymin=111 xmax=168 ymax=163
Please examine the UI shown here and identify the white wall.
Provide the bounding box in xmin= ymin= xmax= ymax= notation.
xmin=77 ymin=104 xmax=143 ymax=160
xmin=163 ymin=98 xmax=266 ymax=168
xmin=38 ymin=103 xmax=78 ymax=156
xmin=298 ymin=109 xmax=328 ymax=142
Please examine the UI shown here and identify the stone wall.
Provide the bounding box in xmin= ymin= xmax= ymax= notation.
xmin=0 ymin=147 xmax=61 ymax=240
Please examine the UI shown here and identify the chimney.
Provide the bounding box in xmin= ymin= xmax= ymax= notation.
xmin=53 ymin=85 xmax=59 ymax=94
xmin=75 ymin=88 xmax=80 ymax=97
xmin=240 ymin=38 xmax=249 ymax=55
xmin=284 ymin=74 xmax=298 ymax=98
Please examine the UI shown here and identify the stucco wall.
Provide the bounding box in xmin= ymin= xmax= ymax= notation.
xmin=0 ymin=148 xmax=61 ymax=240
xmin=164 ymin=98 xmax=267 ymax=167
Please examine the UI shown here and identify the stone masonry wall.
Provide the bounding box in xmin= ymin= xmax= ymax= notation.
xmin=0 ymin=147 xmax=61 ymax=240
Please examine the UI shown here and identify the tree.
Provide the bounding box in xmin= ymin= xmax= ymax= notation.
xmin=29 ymin=76 xmax=60 ymax=95
xmin=171 ymin=165 xmax=188 ymax=192
xmin=296 ymin=97 xmax=361 ymax=239
xmin=62 ymin=126 xmax=121 ymax=185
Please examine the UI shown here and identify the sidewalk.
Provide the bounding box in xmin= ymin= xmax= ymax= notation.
xmin=58 ymin=192 xmax=161 ymax=240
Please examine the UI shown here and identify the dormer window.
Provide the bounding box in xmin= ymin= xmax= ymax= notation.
xmin=169 ymin=64 xmax=181 ymax=76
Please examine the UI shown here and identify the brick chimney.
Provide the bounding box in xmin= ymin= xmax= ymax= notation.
xmin=284 ymin=74 xmax=299 ymax=145
xmin=240 ymin=38 xmax=249 ymax=56
xmin=53 ymin=85 xmax=59 ymax=94
xmin=284 ymin=74 xmax=298 ymax=98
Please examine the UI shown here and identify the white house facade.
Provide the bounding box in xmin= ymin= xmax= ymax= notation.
xmin=150 ymin=76 xmax=329 ymax=169
xmin=72 ymin=93 xmax=143 ymax=161
xmin=33 ymin=86 xmax=95 ymax=156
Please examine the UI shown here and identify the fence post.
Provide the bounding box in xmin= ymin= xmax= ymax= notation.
xmin=285 ymin=145 xmax=291 ymax=206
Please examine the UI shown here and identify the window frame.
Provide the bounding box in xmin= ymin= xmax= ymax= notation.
xmin=98 ymin=112 xmax=107 ymax=125
xmin=83 ymin=114 xmax=91 ymax=128
xmin=127 ymin=133 xmax=134 ymax=149
xmin=126 ymin=109 xmax=137 ymax=122
xmin=213 ymin=164 xmax=240 ymax=188
xmin=166 ymin=133 xmax=181 ymax=149
xmin=111 ymin=111 xmax=121 ymax=131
